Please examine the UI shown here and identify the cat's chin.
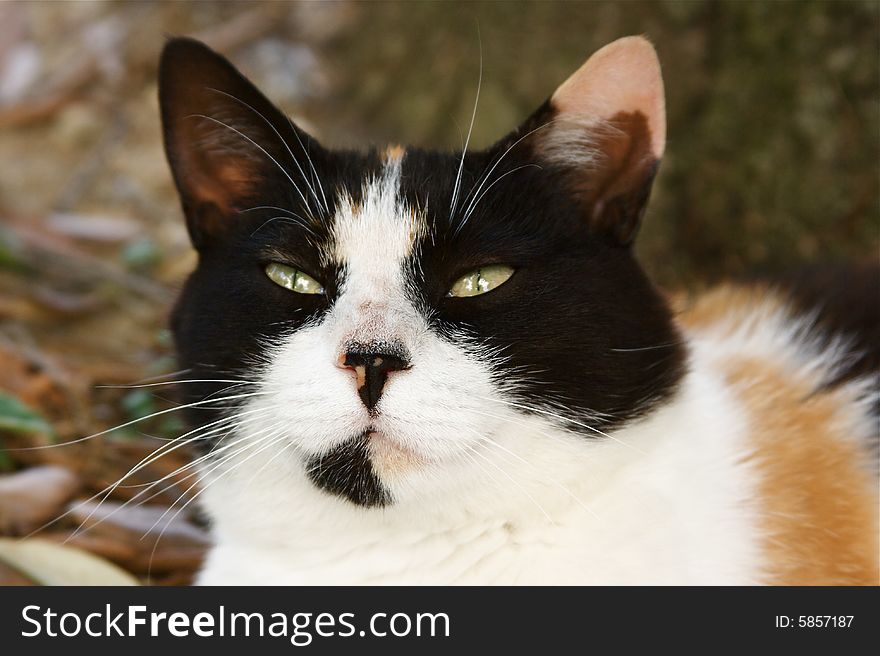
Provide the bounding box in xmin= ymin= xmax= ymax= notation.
xmin=301 ymin=429 xmax=433 ymax=507
xmin=366 ymin=430 xmax=428 ymax=481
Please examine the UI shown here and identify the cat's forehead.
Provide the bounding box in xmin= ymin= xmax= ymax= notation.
xmin=320 ymin=144 xmax=542 ymax=252
xmin=324 ymin=147 xmax=427 ymax=269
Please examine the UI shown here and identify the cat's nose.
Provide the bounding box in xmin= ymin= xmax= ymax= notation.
xmin=339 ymin=346 xmax=410 ymax=410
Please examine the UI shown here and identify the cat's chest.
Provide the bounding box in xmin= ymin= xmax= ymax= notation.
xmin=198 ymin=475 xmax=757 ymax=586
xmin=201 ymin=518 xmax=583 ymax=585
xmin=256 ymin=521 xmax=530 ymax=585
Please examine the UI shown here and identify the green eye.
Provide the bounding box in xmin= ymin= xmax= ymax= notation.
xmin=265 ymin=262 xmax=324 ymax=294
xmin=447 ymin=265 xmax=515 ymax=298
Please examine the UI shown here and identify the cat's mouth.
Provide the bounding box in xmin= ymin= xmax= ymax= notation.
xmin=303 ymin=430 xmax=427 ymax=507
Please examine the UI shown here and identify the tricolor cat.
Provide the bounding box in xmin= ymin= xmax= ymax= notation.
xmin=158 ymin=36 xmax=878 ymax=585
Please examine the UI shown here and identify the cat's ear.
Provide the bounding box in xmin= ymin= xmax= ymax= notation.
xmin=509 ymin=36 xmax=665 ymax=245
xmin=159 ymin=37 xmax=323 ymax=249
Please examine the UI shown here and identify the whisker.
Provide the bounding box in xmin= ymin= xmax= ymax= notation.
xmin=6 ymin=390 xmax=270 ymax=452
xmin=456 ymin=447 xmax=507 ymax=498
xmin=65 ymin=406 xmax=279 ymax=541
xmin=459 ymin=163 xmax=542 ymax=226
xmin=112 ymin=406 xmax=282 ymax=493
xmin=471 ymin=430 xmax=600 ymax=520
xmin=26 ymin=411 xmax=240 ymax=541
xmin=143 ymin=423 xmax=291 ymax=581
xmin=250 ymin=215 xmax=319 ymax=240
xmin=95 ymin=379 xmax=257 ymax=390
xmin=609 ymin=342 xmax=683 ymax=353
xmin=460 ymin=442 xmax=555 ymax=524
xmin=243 ymin=434 xmax=298 ymax=488
xmin=287 ymin=117 xmax=330 ymax=217
xmin=238 ymin=204 xmax=304 ymax=216
xmin=116 ymin=368 xmax=193 ymax=385
xmin=126 ymin=416 xmax=289 ymax=515
xmin=449 ymin=28 xmax=482 ymax=218
xmin=205 ymin=88 xmax=328 ymax=220
xmin=454 ymin=119 xmax=559 ymax=235
xmin=187 ymin=113 xmax=311 ymax=213
xmin=146 ymin=427 xmax=292 ymax=540
xmin=478 ymin=396 xmax=646 ymax=455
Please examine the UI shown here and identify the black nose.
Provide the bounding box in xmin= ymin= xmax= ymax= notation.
xmin=343 ymin=348 xmax=410 ymax=410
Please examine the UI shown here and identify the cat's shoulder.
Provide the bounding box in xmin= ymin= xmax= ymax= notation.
xmin=672 ymin=268 xmax=879 ymax=584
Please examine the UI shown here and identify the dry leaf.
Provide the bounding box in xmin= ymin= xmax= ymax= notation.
xmin=0 ymin=465 xmax=80 ymax=534
xmin=0 ymin=538 xmax=138 ymax=585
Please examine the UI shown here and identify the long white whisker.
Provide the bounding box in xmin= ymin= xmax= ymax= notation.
xmin=188 ymin=113 xmax=311 ymax=212
xmin=455 ymin=416 xmax=596 ymax=505
xmin=250 ymin=215 xmax=319 ymax=240
xmin=471 ymin=430 xmax=600 ymax=520
xmin=65 ymin=406 xmax=278 ymax=541
xmin=204 ymin=88 xmax=328 ymax=219
xmin=127 ymin=416 xmax=289 ymax=515
xmin=147 ymin=427 xmax=293 ymax=540
xmin=287 ymin=118 xmax=329 ymax=217
xmin=243 ymin=435 xmax=297 ymax=489
xmin=456 ymin=447 xmax=506 ymax=497
xmin=143 ymin=423 xmax=292 ymax=581
xmin=455 ymin=119 xmax=558 ymax=236
xmin=238 ymin=204 xmax=304 ymax=216
xmin=28 ymin=409 xmax=244 ymax=541
xmin=460 ymin=163 xmax=542 ymax=226
xmin=111 ymin=406 xmax=281 ymax=493
xmin=460 ymin=442 xmax=555 ymax=524
xmin=117 ymin=368 xmax=192 ymax=385
xmin=7 ymin=390 xmax=270 ymax=452
xmin=449 ymin=30 xmax=482 ymax=218
xmin=95 ymin=379 xmax=257 ymax=390
xmin=479 ymin=396 xmax=646 ymax=455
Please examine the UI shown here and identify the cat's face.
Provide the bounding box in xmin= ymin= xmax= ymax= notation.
xmin=160 ymin=37 xmax=685 ymax=507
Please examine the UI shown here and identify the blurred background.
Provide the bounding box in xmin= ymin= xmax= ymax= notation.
xmin=0 ymin=1 xmax=877 ymax=584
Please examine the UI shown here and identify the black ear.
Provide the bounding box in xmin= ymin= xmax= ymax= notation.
xmin=498 ymin=36 xmax=666 ymax=245
xmin=159 ymin=37 xmax=326 ymax=249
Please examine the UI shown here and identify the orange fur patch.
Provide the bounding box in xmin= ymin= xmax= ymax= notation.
xmin=383 ymin=144 xmax=405 ymax=162
xmin=675 ymin=284 xmax=783 ymax=335
xmin=680 ymin=286 xmax=879 ymax=585
xmin=368 ymin=432 xmax=426 ymax=481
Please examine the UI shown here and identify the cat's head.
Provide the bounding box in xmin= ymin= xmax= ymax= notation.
xmin=160 ymin=36 xmax=685 ymax=507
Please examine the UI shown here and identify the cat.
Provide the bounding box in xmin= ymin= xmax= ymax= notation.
xmin=158 ymin=35 xmax=879 ymax=585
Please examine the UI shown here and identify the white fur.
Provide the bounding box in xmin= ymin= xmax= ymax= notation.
xmin=197 ymin=357 xmax=764 ymax=584
xmin=191 ymin=158 xmax=784 ymax=586
xmin=534 ymin=116 xmax=610 ymax=171
xmin=689 ymin=296 xmax=879 ymax=459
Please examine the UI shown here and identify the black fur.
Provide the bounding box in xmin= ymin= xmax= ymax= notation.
xmin=161 ymin=38 xmax=686 ymax=506
xmin=306 ymin=434 xmax=389 ymax=507
xmin=758 ymin=262 xmax=880 ymax=411
xmin=399 ymin=145 xmax=685 ymax=431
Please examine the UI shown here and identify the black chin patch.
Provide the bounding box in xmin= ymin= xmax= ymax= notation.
xmin=306 ymin=434 xmax=390 ymax=507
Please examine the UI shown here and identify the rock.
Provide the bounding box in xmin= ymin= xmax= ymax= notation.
xmin=0 ymin=465 xmax=80 ymax=534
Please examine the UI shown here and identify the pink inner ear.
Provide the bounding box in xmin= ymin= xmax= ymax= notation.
xmin=550 ymin=36 xmax=666 ymax=160
xmin=177 ymin=153 xmax=257 ymax=215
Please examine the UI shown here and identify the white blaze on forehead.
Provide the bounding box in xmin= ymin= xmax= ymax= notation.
xmin=329 ymin=152 xmax=422 ymax=279
xmin=327 ymin=150 xmax=426 ymax=345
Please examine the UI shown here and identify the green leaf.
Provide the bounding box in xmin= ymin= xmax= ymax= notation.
xmin=121 ymin=389 xmax=157 ymax=421
xmin=0 ymin=393 xmax=55 ymax=438
xmin=121 ymin=238 xmax=162 ymax=271
xmin=0 ymin=226 xmax=29 ymax=272
xmin=0 ymin=448 xmax=14 ymax=472
xmin=158 ymin=416 xmax=186 ymax=439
